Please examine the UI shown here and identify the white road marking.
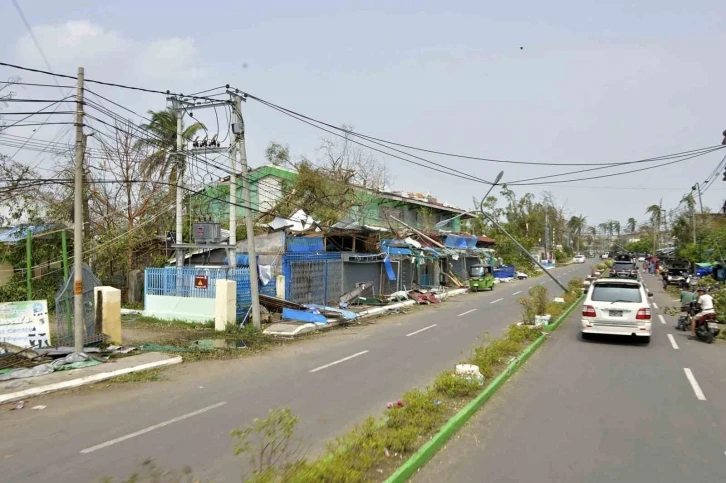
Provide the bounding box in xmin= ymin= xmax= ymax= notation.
xmin=406 ymin=324 xmax=437 ymax=337
xmin=658 ymin=315 xmax=666 ymax=325
xmin=652 ymin=302 xmax=659 ymax=309
xmin=490 ymin=298 xmax=504 ymax=304
xmin=80 ymin=401 xmax=228 ymax=454
xmin=457 ymin=309 xmax=477 ymax=317
xmin=684 ymin=368 xmax=707 ymax=401
xmin=310 ymin=350 xmax=369 ymax=373
xmin=667 ymin=334 xmax=679 ymax=350
xmin=511 ymin=291 xmax=522 ymax=296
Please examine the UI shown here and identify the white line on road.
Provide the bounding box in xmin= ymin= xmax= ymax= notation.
xmin=406 ymin=324 xmax=437 ymax=337
xmin=667 ymin=334 xmax=679 ymax=350
xmin=490 ymin=298 xmax=504 ymax=304
xmin=80 ymin=401 xmax=228 ymax=454
xmin=512 ymin=291 xmax=522 ymax=296
xmin=652 ymin=302 xmax=659 ymax=309
xmin=658 ymin=315 xmax=666 ymax=325
xmin=684 ymin=368 xmax=707 ymax=401
xmin=310 ymin=351 xmax=369 ymax=373
xmin=457 ymin=309 xmax=477 ymax=317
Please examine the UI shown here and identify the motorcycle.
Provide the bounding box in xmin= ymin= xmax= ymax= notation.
xmin=676 ymin=301 xmax=721 ymax=343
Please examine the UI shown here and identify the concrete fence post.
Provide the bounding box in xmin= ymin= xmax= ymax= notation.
xmin=215 ymin=279 xmax=237 ymax=331
xmin=94 ymin=286 xmax=122 ymax=344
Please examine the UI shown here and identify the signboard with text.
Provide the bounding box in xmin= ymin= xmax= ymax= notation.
xmin=0 ymin=300 xmax=51 ymax=349
xmin=194 ymin=275 xmax=209 ymax=290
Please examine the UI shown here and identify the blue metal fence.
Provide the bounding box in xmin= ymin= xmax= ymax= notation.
xmin=283 ymin=252 xmax=343 ymax=305
xmin=145 ymin=266 xmax=280 ymax=319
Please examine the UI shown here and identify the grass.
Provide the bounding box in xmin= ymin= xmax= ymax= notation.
xmin=107 ymin=368 xmax=167 ymax=384
xmin=122 ymin=315 xmax=289 ymax=362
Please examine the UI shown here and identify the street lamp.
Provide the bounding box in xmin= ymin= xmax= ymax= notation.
xmin=435 ymin=170 xmax=569 ymax=293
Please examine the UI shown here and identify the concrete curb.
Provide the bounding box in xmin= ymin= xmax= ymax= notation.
xmin=0 ymin=355 xmax=183 ymax=405
xmin=384 ymin=293 xmax=583 ymax=483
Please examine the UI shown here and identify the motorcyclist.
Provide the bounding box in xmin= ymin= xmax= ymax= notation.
xmin=691 ymin=287 xmax=715 ymax=338
xmin=678 ymin=288 xmax=696 ymax=331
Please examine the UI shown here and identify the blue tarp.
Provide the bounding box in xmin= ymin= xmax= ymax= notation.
xmin=423 ymin=247 xmax=440 ymax=258
xmin=223 ymin=254 xmax=259 ymax=266
xmin=381 ymin=239 xmax=413 ymax=256
xmin=305 ymin=305 xmax=357 ymax=321
xmin=444 ymin=235 xmax=478 ymax=249
xmin=493 ymin=265 xmax=515 ymax=278
xmin=287 ymin=237 xmax=325 ymax=252
xmin=383 ymin=256 xmax=397 ymax=280
xmin=282 ymin=308 xmax=327 ymax=324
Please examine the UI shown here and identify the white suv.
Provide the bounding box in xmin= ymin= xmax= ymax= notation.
xmin=573 ymin=254 xmax=586 ymax=264
xmin=581 ymin=278 xmax=653 ymax=343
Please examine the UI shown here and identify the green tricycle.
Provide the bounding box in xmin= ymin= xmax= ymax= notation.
xmin=468 ymin=264 xmax=495 ymax=292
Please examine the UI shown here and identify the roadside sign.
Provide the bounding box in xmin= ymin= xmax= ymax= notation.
xmin=194 ymin=275 xmax=209 ymax=289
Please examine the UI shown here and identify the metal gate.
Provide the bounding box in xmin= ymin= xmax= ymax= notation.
xmin=284 ymin=254 xmax=342 ymax=305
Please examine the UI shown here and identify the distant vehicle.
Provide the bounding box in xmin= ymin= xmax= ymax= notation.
xmin=637 ymin=256 xmax=646 ymax=262
xmin=610 ymin=260 xmax=638 ymax=279
xmin=586 ymin=252 xmax=595 ymax=258
xmin=581 ymin=279 xmax=653 ymax=343
xmin=573 ymin=254 xmax=586 ymax=264
xmin=663 ymin=268 xmax=690 ymax=288
xmin=601 ymin=253 xmax=609 ymax=260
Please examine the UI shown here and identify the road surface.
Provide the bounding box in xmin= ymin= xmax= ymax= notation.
xmin=0 ymin=263 xmax=591 ymax=482
xmin=415 ymin=272 xmax=726 ymax=483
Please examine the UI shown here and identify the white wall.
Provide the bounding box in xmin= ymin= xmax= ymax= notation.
xmin=144 ymin=294 xmax=215 ymax=323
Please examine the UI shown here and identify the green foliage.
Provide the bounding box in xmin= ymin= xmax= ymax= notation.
xmin=432 ymin=370 xmax=482 ymax=398
xmin=596 ymin=263 xmax=606 ymax=270
xmin=506 ymin=324 xmax=542 ymax=343
xmin=626 ymin=239 xmax=652 ymax=253
xmin=518 ymin=296 xmax=537 ymax=325
xmin=528 ymin=285 xmax=549 ymax=315
xmin=231 ymin=408 xmax=303 ymax=479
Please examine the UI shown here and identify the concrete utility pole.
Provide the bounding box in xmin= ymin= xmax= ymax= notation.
xmin=73 ymin=67 xmax=85 ymax=353
xmin=228 ymin=116 xmax=237 ymax=268
xmin=232 ymin=94 xmax=261 ymax=327
xmin=174 ymin=99 xmax=184 ymax=269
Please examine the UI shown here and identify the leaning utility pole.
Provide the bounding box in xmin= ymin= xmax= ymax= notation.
xmin=73 ymin=67 xmax=85 ymax=353
xmin=231 ymin=93 xmax=261 ymax=327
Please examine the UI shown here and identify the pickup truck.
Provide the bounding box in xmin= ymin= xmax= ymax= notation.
xmin=663 ymin=268 xmax=690 ymax=288
xmin=610 ymin=261 xmax=638 ymax=279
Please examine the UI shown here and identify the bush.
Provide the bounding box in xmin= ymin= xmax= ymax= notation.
xmin=528 ymin=285 xmax=549 ymax=315
xmin=605 ymin=259 xmax=614 ymax=268
xmin=433 ymin=370 xmax=482 ymax=398
xmin=518 ymin=296 xmax=537 ymax=325
xmin=507 ymin=324 xmax=542 ymax=343
xmin=469 ymin=339 xmax=521 ymax=377
xmin=567 ymin=277 xmax=584 ymax=293
xmin=596 ymin=263 xmax=606 ymax=271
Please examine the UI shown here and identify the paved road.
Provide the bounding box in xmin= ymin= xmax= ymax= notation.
xmin=0 ymin=263 xmax=591 ymax=482
xmin=416 ymin=271 xmax=726 ymax=483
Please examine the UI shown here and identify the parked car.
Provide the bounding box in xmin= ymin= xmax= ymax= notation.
xmin=637 ymin=256 xmax=646 ymax=262
xmin=601 ymin=253 xmax=609 ymax=260
xmin=573 ymin=254 xmax=586 ymax=264
xmin=581 ymin=279 xmax=653 ymax=343
xmin=586 ymin=252 xmax=595 ymax=258
xmin=663 ymin=267 xmax=690 ymax=287
xmin=610 ymin=261 xmax=638 ymax=279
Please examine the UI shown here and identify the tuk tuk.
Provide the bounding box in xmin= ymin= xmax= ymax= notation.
xmin=468 ymin=264 xmax=494 ymax=292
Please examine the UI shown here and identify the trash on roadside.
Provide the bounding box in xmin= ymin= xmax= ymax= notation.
xmin=455 ymin=364 xmax=485 ymax=385
xmin=31 ymin=405 xmax=46 ymax=410
xmin=13 ymin=400 xmax=24 ymax=410
xmin=553 ymin=297 xmax=565 ymax=303
xmin=189 ymin=339 xmax=247 ymax=350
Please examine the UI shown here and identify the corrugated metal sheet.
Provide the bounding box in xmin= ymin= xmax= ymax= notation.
xmin=0 ymin=225 xmax=56 ymax=243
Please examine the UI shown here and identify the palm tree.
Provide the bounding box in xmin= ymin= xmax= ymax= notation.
xmin=646 ymin=204 xmax=663 ymax=250
xmin=139 ymin=108 xmax=205 ymax=202
xmin=567 ymin=215 xmax=587 ymax=252
xmin=627 ymin=217 xmax=637 ymax=234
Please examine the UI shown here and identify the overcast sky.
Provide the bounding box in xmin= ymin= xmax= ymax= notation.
xmin=2 ymin=0 xmax=725 ymax=230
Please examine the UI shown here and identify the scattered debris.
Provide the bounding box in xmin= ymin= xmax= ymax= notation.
xmin=455 ymin=364 xmax=485 ymax=385
xmin=31 ymin=405 xmax=46 ymax=410
xmin=13 ymin=400 xmax=24 ymax=410
xmin=553 ymin=297 xmax=565 ymax=303
xmin=189 ymin=339 xmax=247 ymax=350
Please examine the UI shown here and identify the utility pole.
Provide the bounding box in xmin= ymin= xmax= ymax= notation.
xmin=73 ymin=67 xmax=85 ymax=354
xmin=544 ymin=212 xmax=549 ymax=260
xmin=174 ymin=99 xmax=184 ymax=269
xmin=228 ymin=116 xmax=237 ymax=268
xmin=231 ymin=93 xmax=261 ymax=327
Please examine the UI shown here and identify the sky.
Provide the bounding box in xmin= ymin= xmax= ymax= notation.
xmin=1 ymin=0 xmax=725 ymax=230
